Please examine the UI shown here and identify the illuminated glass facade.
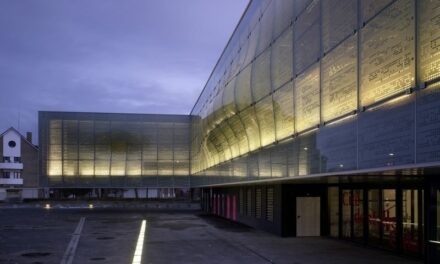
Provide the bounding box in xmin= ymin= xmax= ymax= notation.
xmin=190 ymin=0 xmax=440 ymax=186
xmin=38 ymin=1 xmax=440 ymax=261
xmin=39 ymin=112 xmax=190 ymax=188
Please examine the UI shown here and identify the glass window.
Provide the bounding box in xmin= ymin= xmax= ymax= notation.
xmin=402 ymin=189 xmax=420 ymax=254
xmin=437 ymin=189 xmax=440 ymax=241
xmin=328 ymin=187 xmax=339 ymax=237
xmin=342 ymin=190 xmax=352 ymax=238
xmin=368 ymin=189 xmax=381 ymax=243
xmin=353 ymin=189 xmax=364 ymax=239
xmin=383 ymin=189 xmax=397 ymax=249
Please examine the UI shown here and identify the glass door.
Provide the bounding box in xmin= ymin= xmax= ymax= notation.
xmin=353 ymin=189 xmax=364 ymax=240
xmin=342 ymin=189 xmax=352 ymax=238
xmin=368 ymin=189 xmax=381 ymax=244
xmin=382 ymin=189 xmax=396 ymax=249
xmin=428 ymin=185 xmax=440 ymax=262
xmin=341 ymin=189 xmax=364 ymax=241
xmin=402 ymin=189 xmax=422 ymax=255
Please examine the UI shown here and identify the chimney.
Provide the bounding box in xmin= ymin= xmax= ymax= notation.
xmin=26 ymin=132 xmax=32 ymax=143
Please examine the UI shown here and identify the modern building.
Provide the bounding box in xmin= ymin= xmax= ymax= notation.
xmin=0 ymin=127 xmax=39 ymax=201
xmin=39 ymin=111 xmax=191 ymax=199
xmin=190 ymin=0 xmax=440 ymax=262
xmin=38 ymin=0 xmax=440 ymax=262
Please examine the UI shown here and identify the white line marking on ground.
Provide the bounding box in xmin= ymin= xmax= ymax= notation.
xmin=132 ymin=220 xmax=147 ymax=264
xmin=60 ymin=217 xmax=86 ymax=264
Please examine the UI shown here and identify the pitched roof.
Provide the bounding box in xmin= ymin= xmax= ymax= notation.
xmin=0 ymin=127 xmax=38 ymax=150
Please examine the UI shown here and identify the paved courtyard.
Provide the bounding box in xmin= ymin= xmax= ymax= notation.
xmin=0 ymin=208 xmax=422 ymax=264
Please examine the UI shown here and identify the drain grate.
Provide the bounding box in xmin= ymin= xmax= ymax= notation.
xmin=96 ymin=236 xmax=114 ymax=240
xmin=90 ymin=257 xmax=106 ymax=261
xmin=21 ymin=252 xmax=51 ymax=258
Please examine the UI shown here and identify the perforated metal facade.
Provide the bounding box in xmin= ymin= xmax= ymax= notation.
xmin=190 ymin=0 xmax=440 ymax=186
xmin=39 ymin=112 xmax=190 ymax=188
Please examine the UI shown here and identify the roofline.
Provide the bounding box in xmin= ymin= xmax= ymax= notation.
xmin=38 ymin=110 xmax=189 ymax=118
xmin=190 ymin=0 xmax=252 ymax=115
xmin=0 ymin=127 xmax=38 ymax=150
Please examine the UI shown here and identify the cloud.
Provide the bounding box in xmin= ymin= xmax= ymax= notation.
xmin=0 ymin=0 xmax=249 ymax=141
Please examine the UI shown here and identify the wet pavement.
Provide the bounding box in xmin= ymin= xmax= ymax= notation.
xmin=0 ymin=208 xmax=422 ymax=264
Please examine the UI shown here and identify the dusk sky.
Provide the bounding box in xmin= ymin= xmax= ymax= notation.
xmin=0 ymin=0 xmax=248 ymax=143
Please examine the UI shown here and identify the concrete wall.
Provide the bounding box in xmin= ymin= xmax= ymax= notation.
xmin=21 ymin=138 xmax=38 ymax=188
xmin=2 ymin=130 xmax=21 ymax=158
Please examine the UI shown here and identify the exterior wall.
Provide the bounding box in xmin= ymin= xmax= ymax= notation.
xmin=3 ymin=130 xmax=21 ymax=158
xmin=39 ymin=112 xmax=191 ymax=189
xmin=0 ymin=137 xmax=3 ymax=161
xmin=0 ymin=129 xmax=39 ymax=200
xmin=202 ymin=184 xmax=283 ymax=235
xmin=21 ymin=189 xmax=39 ymax=199
xmin=21 ymin=137 xmax=38 ymax=188
xmin=190 ymin=0 xmax=440 ymax=186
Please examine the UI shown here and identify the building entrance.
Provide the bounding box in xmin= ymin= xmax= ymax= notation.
xmin=428 ymin=183 xmax=440 ymax=262
xmin=332 ymin=185 xmax=424 ymax=257
xmin=296 ymin=197 xmax=320 ymax=236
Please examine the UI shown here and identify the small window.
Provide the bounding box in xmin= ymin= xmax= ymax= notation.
xmin=14 ymin=157 xmax=21 ymax=163
xmin=2 ymin=157 xmax=11 ymax=162
xmin=2 ymin=171 xmax=10 ymax=178
xmin=8 ymin=140 xmax=16 ymax=148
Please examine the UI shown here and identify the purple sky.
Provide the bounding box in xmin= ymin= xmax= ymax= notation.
xmin=0 ymin=0 xmax=248 ymax=143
